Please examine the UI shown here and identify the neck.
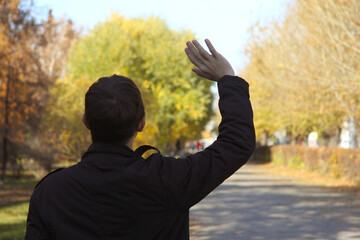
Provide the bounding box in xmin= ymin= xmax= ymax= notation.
xmin=125 ymin=134 xmax=137 ymax=149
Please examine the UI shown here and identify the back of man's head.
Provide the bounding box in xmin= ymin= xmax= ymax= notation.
xmin=85 ymin=74 xmax=144 ymax=144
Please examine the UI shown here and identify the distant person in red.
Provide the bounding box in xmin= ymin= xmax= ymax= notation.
xmin=196 ymin=140 xmax=201 ymax=150
xmin=25 ymin=39 xmax=255 ymax=239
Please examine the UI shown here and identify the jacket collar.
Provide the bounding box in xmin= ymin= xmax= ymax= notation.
xmin=84 ymin=142 xmax=134 ymax=158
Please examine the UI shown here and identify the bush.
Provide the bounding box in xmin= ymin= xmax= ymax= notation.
xmin=250 ymin=145 xmax=360 ymax=183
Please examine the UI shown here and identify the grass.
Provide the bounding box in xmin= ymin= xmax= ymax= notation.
xmin=0 ymin=202 xmax=29 ymax=240
xmin=0 ymin=175 xmax=37 ymax=240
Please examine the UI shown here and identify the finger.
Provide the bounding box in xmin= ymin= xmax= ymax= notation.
xmin=192 ymin=68 xmax=214 ymax=81
xmin=191 ymin=68 xmax=208 ymax=78
xmin=205 ymin=39 xmax=218 ymax=56
xmin=186 ymin=41 xmax=200 ymax=57
xmin=186 ymin=41 xmax=205 ymax=64
xmin=192 ymin=40 xmax=211 ymax=59
xmin=185 ymin=47 xmax=203 ymax=67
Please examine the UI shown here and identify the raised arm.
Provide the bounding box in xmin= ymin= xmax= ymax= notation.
xmin=158 ymin=39 xmax=256 ymax=209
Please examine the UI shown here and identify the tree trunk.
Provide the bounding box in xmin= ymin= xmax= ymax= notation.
xmin=348 ymin=115 xmax=358 ymax=148
xmin=260 ymin=131 xmax=269 ymax=146
xmin=1 ymin=66 xmax=11 ymax=182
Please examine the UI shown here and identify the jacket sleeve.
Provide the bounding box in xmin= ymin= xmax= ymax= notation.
xmin=25 ymin=190 xmax=50 ymax=240
xmin=160 ymin=75 xmax=256 ymax=209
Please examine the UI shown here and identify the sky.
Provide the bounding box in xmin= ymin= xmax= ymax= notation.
xmin=34 ymin=0 xmax=292 ymax=74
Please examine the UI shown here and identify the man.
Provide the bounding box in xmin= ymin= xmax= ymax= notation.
xmin=25 ymin=39 xmax=255 ymax=239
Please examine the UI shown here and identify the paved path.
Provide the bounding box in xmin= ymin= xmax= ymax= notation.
xmin=190 ymin=164 xmax=360 ymax=240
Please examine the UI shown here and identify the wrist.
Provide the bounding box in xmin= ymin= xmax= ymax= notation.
xmin=217 ymin=73 xmax=235 ymax=81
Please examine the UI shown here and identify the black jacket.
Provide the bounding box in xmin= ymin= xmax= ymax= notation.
xmin=25 ymin=75 xmax=255 ymax=239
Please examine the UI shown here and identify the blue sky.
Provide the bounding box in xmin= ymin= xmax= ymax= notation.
xmin=34 ymin=0 xmax=291 ymax=74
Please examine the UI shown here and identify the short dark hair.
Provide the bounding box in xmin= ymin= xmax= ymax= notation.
xmin=85 ymin=74 xmax=145 ymax=144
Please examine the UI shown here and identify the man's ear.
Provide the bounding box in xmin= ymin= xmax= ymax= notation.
xmin=137 ymin=116 xmax=146 ymax=132
xmin=82 ymin=113 xmax=90 ymax=130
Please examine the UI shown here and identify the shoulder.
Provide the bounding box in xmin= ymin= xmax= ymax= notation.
xmin=134 ymin=145 xmax=161 ymax=160
xmin=35 ymin=168 xmax=65 ymax=189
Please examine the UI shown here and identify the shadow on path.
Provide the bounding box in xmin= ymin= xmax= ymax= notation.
xmin=190 ymin=164 xmax=360 ymax=240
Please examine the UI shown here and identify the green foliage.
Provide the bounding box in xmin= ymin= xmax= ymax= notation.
xmin=43 ymin=75 xmax=91 ymax=161
xmin=45 ymin=14 xmax=213 ymax=158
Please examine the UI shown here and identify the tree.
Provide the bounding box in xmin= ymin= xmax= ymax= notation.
xmin=46 ymin=14 xmax=213 ymax=160
xmin=37 ymin=10 xmax=79 ymax=82
xmin=30 ymin=10 xmax=79 ymax=170
xmin=0 ymin=1 xmax=79 ymax=181
xmin=244 ymin=0 xmax=359 ymax=146
xmin=0 ymin=0 xmax=45 ymax=181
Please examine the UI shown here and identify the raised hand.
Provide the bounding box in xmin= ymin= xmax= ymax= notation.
xmin=185 ymin=39 xmax=235 ymax=81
